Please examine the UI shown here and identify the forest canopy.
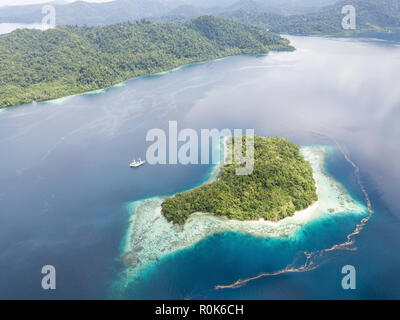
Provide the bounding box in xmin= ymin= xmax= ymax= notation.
xmin=221 ymin=0 xmax=400 ymax=38
xmin=161 ymin=136 xmax=318 ymax=224
xmin=0 ymin=16 xmax=294 ymax=108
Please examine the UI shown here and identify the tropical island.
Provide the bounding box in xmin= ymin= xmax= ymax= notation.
xmin=121 ymin=141 xmax=364 ymax=278
xmin=0 ymin=16 xmax=294 ymax=108
xmin=161 ymin=136 xmax=318 ymax=224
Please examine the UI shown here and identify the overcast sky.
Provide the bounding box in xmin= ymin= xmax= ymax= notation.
xmin=0 ymin=0 xmax=114 ymax=6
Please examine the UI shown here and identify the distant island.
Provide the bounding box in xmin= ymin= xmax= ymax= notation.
xmin=220 ymin=0 xmax=400 ymax=39
xmin=152 ymin=0 xmax=400 ymax=40
xmin=161 ymin=136 xmax=318 ymax=224
xmin=1 ymin=0 xmax=399 ymax=41
xmin=0 ymin=16 xmax=294 ymax=108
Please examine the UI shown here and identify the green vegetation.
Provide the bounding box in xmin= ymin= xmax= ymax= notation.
xmin=0 ymin=16 xmax=294 ymax=108
xmin=222 ymin=0 xmax=400 ymax=38
xmin=161 ymin=136 xmax=318 ymax=224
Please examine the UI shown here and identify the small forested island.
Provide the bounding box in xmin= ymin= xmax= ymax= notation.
xmin=161 ymin=136 xmax=318 ymax=224
xmin=0 ymin=16 xmax=294 ymax=108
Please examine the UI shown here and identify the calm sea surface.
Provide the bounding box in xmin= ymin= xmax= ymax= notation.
xmin=0 ymin=36 xmax=399 ymax=299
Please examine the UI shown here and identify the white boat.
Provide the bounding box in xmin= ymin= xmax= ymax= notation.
xmin=130 ymin=158 xmax=146 ymax=168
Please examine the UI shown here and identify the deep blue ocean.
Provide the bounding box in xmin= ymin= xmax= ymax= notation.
xmin=0 ymin=36 xmax=399 ymax=299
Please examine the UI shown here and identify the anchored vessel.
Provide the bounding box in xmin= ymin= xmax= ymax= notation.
xmin=130 ymin=158 xmax=146 ymax=168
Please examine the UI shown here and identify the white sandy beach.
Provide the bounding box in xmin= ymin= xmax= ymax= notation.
xmin=119 ymin=146 xmax=366 ymax=284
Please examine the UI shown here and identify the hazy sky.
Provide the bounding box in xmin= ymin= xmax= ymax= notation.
xmin=0 ymin=0 xmax=114 ymax=6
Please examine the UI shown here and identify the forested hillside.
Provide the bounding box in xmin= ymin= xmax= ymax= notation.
xmin=222 ymin=0 xmax=400 ymax=37
xmin=0 ymin=16 xmax=293 ymax=108
xmin=0 ymin=0 xmax=339 ymax=25
xmin=0 ymin=0 xmax=174 ymax=25
xmin=162 ymin=0 xmax=400 ymax=39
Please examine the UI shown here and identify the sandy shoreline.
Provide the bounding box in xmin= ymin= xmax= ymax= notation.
xmin=117 ymin=145 xmax=366 ymax=290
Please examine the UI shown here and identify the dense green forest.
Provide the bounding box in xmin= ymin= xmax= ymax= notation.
xmin=222 ymin=0 xmax=400 ymax=37
xmin=161 ymin=137 xmax=318 ymax=224
xmin=2 ymin=0 xmax=399 ymax=39
xmin=0 ymin=0 xmax=339 ymax=25
xmin=0 ymin=16 xmax=293 ymax=108
xmin=157 ymin=0 xmax=400 ymax=39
